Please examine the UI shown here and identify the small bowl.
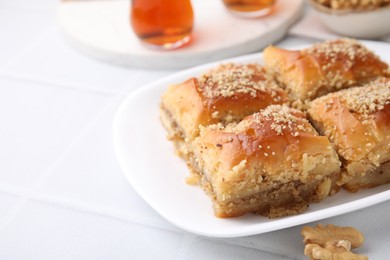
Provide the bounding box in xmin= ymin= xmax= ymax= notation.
xmin=309 ymin=0 xmax=390 ymax=39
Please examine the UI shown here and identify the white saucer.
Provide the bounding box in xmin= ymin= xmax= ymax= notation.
xmin=58 ymin=0 xmax=304 ymax=69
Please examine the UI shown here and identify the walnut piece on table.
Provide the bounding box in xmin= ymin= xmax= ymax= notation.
xmin=301 ymin=224 xmax=368 ymax=260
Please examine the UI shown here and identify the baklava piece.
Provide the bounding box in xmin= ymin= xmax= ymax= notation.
xmin=192 ymin=105 xmax=341 ymax=218
xmin=264 ymin=38 xmax=389 ymax=101
xmin=160 ymin=63 xmax=288 ymax=161
xmin=308 ymin=78 xmax=390 ymax=192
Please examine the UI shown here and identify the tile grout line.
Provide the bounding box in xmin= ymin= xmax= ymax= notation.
xmin=0 ymin=159 xmax=182 ymax=235
xmin=0 ymin=4 xmax=56 ymax=14
xmin=0 ymin=185 xmax=298 ymax=259
xmin=0 ymin=70 xmax=123 ymax=96
xmin=0 ymin=184 xmax=188 ymax=239
xmin=0 ymin=184 xmax=190 ymax=240
xmin=29 ymin=192 xmax=298 ymax=260
xmin=0 ymin=23 xmax=139 ymax=97
xmin=0 ymin=94 xmax=125 ymax=231
xmin=0 ymin=185 xmax=26 ymax=198
xmin=28 ymin=194 xmax=183 ymax=235
xmin=216 ymin=238 xmax=300 ymax=259
xmin=0 ymin=183 xmax=297 ymax=259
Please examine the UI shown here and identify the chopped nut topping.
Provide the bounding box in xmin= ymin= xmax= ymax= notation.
xmin=211 ymin=111 xmax=219 ymax=119
xmin=198 ymin=63 xmax=281 ymax=99
xmin=341 ymin=79 xmax=390 ymax=115
xmin=304 ymin=38 xmax=381 ymax=90
xmin=315 ymin=0 xmax=390 ymax=10
xmin=220 ymin=105 xmax=316 ymax=138
xmin=301 ymin=224 xmax=367 ymax=260
xmin=313 ymin=78 xmax=390 ymax=117
xmin=254 ymin=105 xmax=313 ymax=135
xmin=306 ymin=39 xmax=370 ymax=64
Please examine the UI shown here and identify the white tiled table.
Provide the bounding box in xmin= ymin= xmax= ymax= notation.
xmin=1 ymin=1 xmax=389 ymax=259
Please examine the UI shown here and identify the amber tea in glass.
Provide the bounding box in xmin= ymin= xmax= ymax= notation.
xmin=131 ymin=0 xmax=194 ymax=50
xmin=222 ymin=0 xmax=276 ymax=18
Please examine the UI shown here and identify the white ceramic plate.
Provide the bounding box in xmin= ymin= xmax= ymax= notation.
xmin=113 ymin=41 xmax=390 ymax=238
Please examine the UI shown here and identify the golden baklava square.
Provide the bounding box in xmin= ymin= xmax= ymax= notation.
xmin=192 ymin=105 xmax=341 ymax=218
xmin=308 ymin=78 xmax=390 ymax=192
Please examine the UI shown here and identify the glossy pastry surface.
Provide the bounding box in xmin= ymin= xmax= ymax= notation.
xmin=264 ymin=38 xmax=389 ymax=101
xmin=193 ymin=105 xmax=341 ymax=217
xmin=161 ymin=63 xmax=288 ymax=139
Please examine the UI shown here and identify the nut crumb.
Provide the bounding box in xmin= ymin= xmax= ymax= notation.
xmin=198 ymin=63 xmax=281 ymax=99
xmin=185 ymin=174 xmax=201 ymax=185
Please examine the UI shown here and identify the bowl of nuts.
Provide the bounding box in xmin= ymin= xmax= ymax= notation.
xmin=309 ymin=0 xmax=390 ymax=39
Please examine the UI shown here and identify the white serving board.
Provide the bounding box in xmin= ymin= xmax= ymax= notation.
xmin=58 ymin=0 xmax=304 ymax=69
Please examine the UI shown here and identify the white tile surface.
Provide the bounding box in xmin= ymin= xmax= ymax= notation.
xmin=0 ymin=0 xmax=58 ymax=12
xmin=0 ymin=9 xmax=53 ymax=67
xmin=183 ymin=237 xmax=292 ymax=260
xmin=0 ymin=200 xmax=185 ymax=260
xmin=2 ymin=28 xmax=163 ymax=94
xmin=0 ymin=193 xmax=19 ymax=219
xmin=0 ymin=77 xmax=111 ymax=189
xmin=33 ymin=98 xmax=175 ymax=229
xmin=221 ymin=227 xmax=303 ymax=259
